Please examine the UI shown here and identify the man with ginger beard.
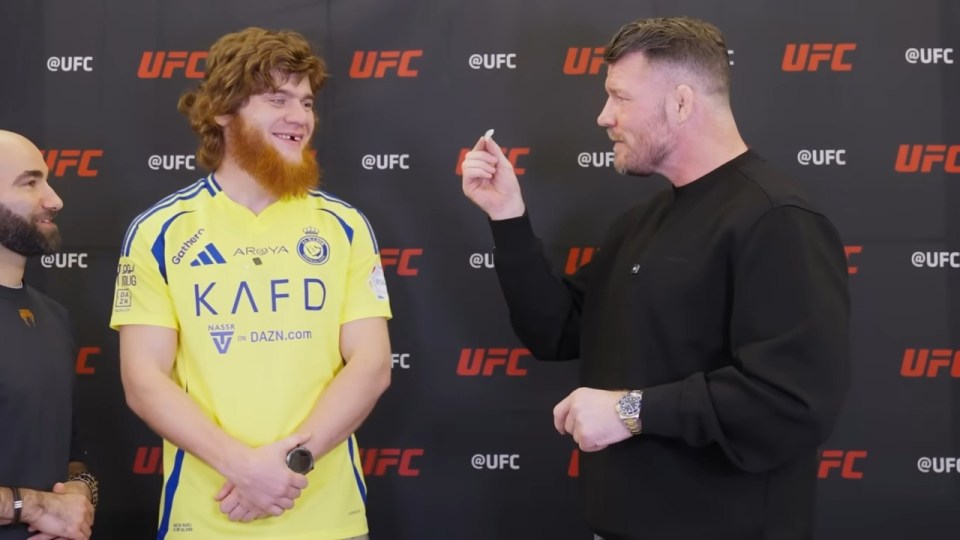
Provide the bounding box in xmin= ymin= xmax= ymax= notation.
xmin=110 ymin=28 xmax=391 ymax=540
xmin=0 ymin=130 xmax=97 ymax=540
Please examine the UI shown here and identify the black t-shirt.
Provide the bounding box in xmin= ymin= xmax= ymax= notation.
xmin=0 ymin=284 xmax=77 ymax=540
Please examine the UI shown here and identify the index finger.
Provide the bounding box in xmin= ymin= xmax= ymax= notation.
xmin=471 ymin=136 xmax=487 ymax=152
xmin=553 ymin=396 xmax=572 ymax=435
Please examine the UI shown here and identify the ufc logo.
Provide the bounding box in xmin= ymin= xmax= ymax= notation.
xmin=47 ymin=56 xmax=93 ymax=72
xmin=42 ymin=253 xmax=89 ymax=269
xmin=362 ymin=154 xmax=410 ymax=170
xmin=41 ymin=150 xmax=103 ymax=177
xmin=469 ymin=253 xmax=495 ymax=269
xmin=818 ymin=450 xmax=866 ymax=479
xmin=563 ymin=47 xmax=604 ymax=75
xmin=906 ymin=48 xmax=954 ymax=64
xmin=901 ymin=349 xmax=960 ymax=378
xmin=392 ymin=353 xmax=411 ymax=369
xmin=473 ymin=454 xmax=520 ymax=470
xmin=469 ymin=53 xmax=517 ymax=69
xmin=913 ymin=251 xmax=960 ymax=268
xmin=894 ymin=144 xmax=960 ymax=173
xmin=137 ymin=51 xmax=207 ymax=79
xmin=797 ymin=149 xmax=846 ymax=166
xmin=149 ymin=154 xmax=196 ymax=171
xmin=380 ymin=248 xmax=422 ymax=276
xmin=457 ymin=348 xmax=529 ymax=376
xmin=782 ymin=43 xmax=856 ymax=72
xmin=76 ymin=347 xmax=100 ymax=375
xmin=921 ymin=457 xmax=960 ymax=473
xmin=578 ymin=152 xmax=615 ymax=168
xmin=568 ymin=449 xmax=579 ymax=477
xmin=844 ymin=245 xmax=862 ymax=275
xmin=565 ymin=247 xmax=598 ymax=275
xmin=456 ymin=147 xmax=530 ymax=175
xmin=360 ymin=448 xmax=423 ymax=476
xmin=349 ymin=50 xmax=423 ymax=78
xmin=133 ymin=446 xmax=163 ymax=475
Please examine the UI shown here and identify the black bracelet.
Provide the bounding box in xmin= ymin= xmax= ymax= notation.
xmin=10 ymin=486 xmax=22 ymax=526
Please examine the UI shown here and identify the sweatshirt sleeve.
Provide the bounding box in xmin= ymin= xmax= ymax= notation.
xmin=489 ymin=213 xmax=589 ymax=361
xmin=640 ymin=205 xmax=851 ymax=473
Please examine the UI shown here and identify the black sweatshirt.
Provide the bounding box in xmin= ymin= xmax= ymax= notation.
xmin=489 ymin=150 xmax=850 ymax=540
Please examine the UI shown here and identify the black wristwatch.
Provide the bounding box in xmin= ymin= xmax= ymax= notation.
xmin=286 ymin=446 xmax=314 ymax=474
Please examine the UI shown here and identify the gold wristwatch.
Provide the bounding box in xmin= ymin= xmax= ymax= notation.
xmin=616 ymin=390 xmax=643 ymax=435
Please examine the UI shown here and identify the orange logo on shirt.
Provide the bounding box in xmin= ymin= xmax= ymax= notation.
xmin=19 ymin=309 xmax=35 ymax=327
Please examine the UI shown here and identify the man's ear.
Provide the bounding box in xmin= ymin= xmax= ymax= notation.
xmin=672 ymin=84 xmax=695 ymax=126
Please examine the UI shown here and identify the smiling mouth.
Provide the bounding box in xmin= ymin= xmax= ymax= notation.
xmin=274 ymin=133 xmax=303 ymax=143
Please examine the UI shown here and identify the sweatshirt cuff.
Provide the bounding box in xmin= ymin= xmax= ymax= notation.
xmin=488 ymin=212 xmax=538 ymax=254
xmin=640 ymin=381 xmax=684 ymax=438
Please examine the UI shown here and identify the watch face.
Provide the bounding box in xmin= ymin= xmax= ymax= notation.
xmin=286 ymin=448 xmax=313 ymax=474
xmin=618 ymin=395 xmax=641 ymax=416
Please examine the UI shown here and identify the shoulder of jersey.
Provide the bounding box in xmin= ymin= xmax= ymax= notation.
xmin=120 ymin=176 xmax=218 ymax=256
xmin=307 ymin=189 xmax=367 ymax=222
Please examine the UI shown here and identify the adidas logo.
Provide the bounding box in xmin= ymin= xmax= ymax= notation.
xmin=190 ymin=243 xmax=227 ymax=266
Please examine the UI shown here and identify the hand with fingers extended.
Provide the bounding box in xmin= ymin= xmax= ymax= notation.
xmin=460 ymin=130 xmax=526 ymax=220
xmin=214 ymin=481 xmax=272 ymax=523
xmin=216 ymin=432 xmax=311 ymax=522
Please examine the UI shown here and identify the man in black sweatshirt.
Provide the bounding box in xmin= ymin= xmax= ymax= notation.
xmin=460 ymin=16 xmax=849 ymax=540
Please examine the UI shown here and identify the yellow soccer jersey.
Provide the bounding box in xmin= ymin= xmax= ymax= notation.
xmin=110 ymin=174 xmax=391 ymax=539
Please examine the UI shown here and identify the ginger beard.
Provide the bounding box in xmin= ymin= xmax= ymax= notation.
xmin=226 ymin=115 xmax=320 ymax=199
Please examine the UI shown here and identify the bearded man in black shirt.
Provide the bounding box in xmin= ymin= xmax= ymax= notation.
xmin=461 ymin=16 xmax=849 ymax=540
xmin=0 ymin=130 xmax=97 ymax=540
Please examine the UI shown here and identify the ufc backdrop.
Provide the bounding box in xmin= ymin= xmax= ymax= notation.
xmin=0 ymin=0 xmax=959 ymax=538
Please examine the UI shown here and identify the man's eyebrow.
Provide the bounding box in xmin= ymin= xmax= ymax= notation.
xmin=14 ymin=170 xmax=44 ymax=182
